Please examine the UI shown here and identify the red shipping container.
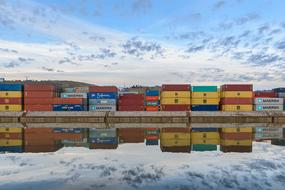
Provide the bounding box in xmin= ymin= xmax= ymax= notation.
xmin=220 ymin=145 xmax=252 ymax=153
xmin=146 ymin=106 xmax=159 ymax=111
xmin=221 ymin=84 xmax=253 ymax=91
xmin=53 ymin=133 xmax=83 ymax=140
xmin=0 ymin=133 xmax=22 ymax=139
xmin=24 ymin=91 xmax=56 ymax=98
xmin=119 ymin=99 xmax=145 ymax=106
xmin=0 ymin=98 xmax=22 ymax=104
xmin=24 ymin=84 xmax=56 ymax=91
xmin=24 ymin=105 xmax=53 ymax=111
xmin=119 ymin=106 xmax=145 ymax=111
xmin=24 ymin=98 xmax=53 ymax=105
xmin=254 ymin=91 xmax=277 ymax=98
xmin=162 ymin=84 xmax=190 ymax=91
xmin=161 ymin=105 xmax=190 ymax=111
xmin=89 ymin=86 xmax=118 ymax=92
xmin=119 ymin=128 xmax=145 ymax=143
xmin=161 ymin=127 xmax=191 ymax=133
xmin=146 ymin=135 xmax=159 ymax=140
xmin=25 ymin=145 xmax=62 ymax=153
xmin=145 ymin=96 xmax=159 ymax=101
xmin=24 ymin=128 xmax=54 ymax=134
xmin=220 ymin=132 xmax=252 ymax=140
xmin=52 ymin=98 xmax=85 ymax=105
xmin=220 ymin=98 xmax=253 ymax=105
xmin=89 ymin=144 xmax=118 ymax=149
xmin=119 ymin=94 xmax=144 ymax=100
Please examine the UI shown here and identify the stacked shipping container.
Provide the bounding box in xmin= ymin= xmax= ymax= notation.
xmin=220 ymin=84 xmax=253 ymax=111
xmin=119 ymin=94 xmax=145 ymax=111
xmin=24 ymin=84 xmax=57 ymax=111
xmin=191 ymin=86 xmax=219 ymax=111
xmin=191 ymin=128 xmax=219 ymax=151
xmin=273 ymin=88 xmax=285 ymax=111
xmin=145 ymin=90 xmax=160 ymax=111
xmin=0 ymin=84 xmax=23 ymax=111
xmin=89 ymin=128 xmax=118 ymax=149
xmin=160 ymin=84 xmax=191 ymax=111
xmin=0 ymin=128 xmax=23 ymax=153
xmin=145 ymin=128 xmax=159 ymax=145
xmin=254 ymin=127 xmax=283 ymax=140
xmin=88 ymin=86 xmax=118 ymax=111
xmin=118 ymin=128 xmax=145 ymax=143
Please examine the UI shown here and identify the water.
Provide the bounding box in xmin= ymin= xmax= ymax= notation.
xmin=0 ymin=124 xmax=285 ymax=190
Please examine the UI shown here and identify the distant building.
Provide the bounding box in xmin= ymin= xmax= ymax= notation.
xmin=0 ymin=78 xmax=4 ymax=82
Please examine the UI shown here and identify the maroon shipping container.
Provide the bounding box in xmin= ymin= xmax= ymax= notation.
xmin=221 ymin=84 xmax=253 ymax=91
xmin=89 ymin=86 xmax=118 ymax=93
xmin=52 ymin=98 xmax=85 ymax=105
xmin=162 ymin=84 xmax=190 ymax=91
xmin=119 ymin=106 xmax=145 ymax=111
xmin=220 ymin=98 xmax=253 ymax=105
xmin=254 ymin=91 xmax=277 ymax=98
xmin=24 ymin=91 xmax=56 ymax=98
xmin=0 ymin=98 xmax=22 ymax=104
xmin=220 ymin=145 xmax=252 ymax=153
xmin=119 ymin=94 xmax=144 ymax=100
xmin=24 ymin=98 xmax=53 ymax=105
xmin=161 ymin=105 xmax=191 ymax=111
xmin=24 ymin=128 xmax=54 ymax=134
xmin=24 ymin=105 xmax=53 ymax=111
xmin=220 ymin=132 xmax=252 ymax=140
xmin=119 ymin=128 xmax=145 ymax=143
xmin=24 ymin=84 xmax=56 ymax=91
xmin=161 ymin=127 xmax=191 ymax=133
xmin=25 ymin=145 xmax=62 ymax=153
xmin=89 ymin=144 xmax=118 ymax=149
xmin=119 ymin=99 xmax=145 ymax=106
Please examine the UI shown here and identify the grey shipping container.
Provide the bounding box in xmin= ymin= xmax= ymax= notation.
xmin=89 ymin=99 xmax=117 ymax=105
xmin=254 ymin=98 xmax=283 ymax=105
xmin=278 ymin=93 xmax=285 ymax=98
xmin=255 ymin=105 xmax=283 ymax=111
xmin=89 ymin=128 xmax=117 ymax=138
xmin=89 ymin=105 xmax=116 ymax=111
xmin=61 ymin=93 xmax=88 ymax=98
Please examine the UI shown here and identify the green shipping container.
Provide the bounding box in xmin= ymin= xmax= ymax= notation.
xmin=192 ymin=144 xmax=217 ymax=151
xmin=283 ymin=105 xmax=285 ymax=111
xmin=192 ymin=86 xmax=218 ymax=92
xmin=146 ymin=101 xmax=159 ymax=106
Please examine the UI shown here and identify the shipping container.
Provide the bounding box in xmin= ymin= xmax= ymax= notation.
xmin=60 ymin=93 xmax=87 ymax=98
xmin=53 ymin=104 xmax=86 ymax=111
xmin=161 ymin=105 xmax=191 ymax=111
xmin=161 ymin=139 xmax=191 ymax=146
xmin=161 ymin=91 xmax=191 ymax=98
xmin=255 ymin=105 xmax=283 ymax=111
xmin=146 ymin=135 xmax=159 ymax=140
xmin=220 ymin=139 xmax=252 ymax=146
xmin=89 ymin=128 xmax=117 ymax=138
xmin=254 ymin=91 xmax=277 ymax=98
xmin=89 ymin=99 xmax=116 ymax=105
xmin=146 ymin=128 xmax=160 ymax=135
xmin=254 ymin=98 xmax=283 ymax=105
xmin=191 ymin=105 xmax=219 ymax=111
xmin=89 ymin=143 xmax=118 ymax=149
xmin=0 ymin=105 xmax=22 ymax=111
xmin=119 ymin=94 xmax=144 ymax=100
xmin=24 ymin=105 xmax=53 ymax=111
xmin=272 ymin=88 xmax=285 ymax=93
xmin=89 ymin=92 xmax=117 ymax=99
xmin=192 ymin=144 xmax=217 ymax=151
xmin=146 ymin=101 xmax=159 ymax=106
xmin=0 ymin=98 xmax=22 ymax=104
xmin=220 ymin=133 xmax=252 ymax=140
xmin=89 ymin=105 xmax=116 ymax=111
xmin=191 ymin=98 xmax=219 ymax=105
xmin=160 ymin=146 xmax=191 ymax=153
xmin=0 ymin=146 xmax=23 ymax=153
xmin=221 ymin=91 xmax=253 ymax=98
xmin=271 ymin=139 xmax=285 ymax=146
xmin=0 ymin=139 xmax=22 ymax=146
xmin=191 ymin=92 xmax=219 ymax=98
xmin=53 ymin=133 xmax=83 ymax=141
xmin=0 ymin=128 xmax=22 ymax=133
xmin=24 ymin=84 xmax=56 ymax=91
xmin=192 ymin=128 xmax=219 ymax=132
xmin=119 ymin=106 xmax=144 ymax=111
xmin=220 ymin=145 xmax=252 ymax=152
xmin=89 ymin=137 xmax=118 ymax=144
xmin=74 ymin=87 xmax=89 ymax=93
xmin=162 ymin=84 xmax=190 ymax=91
xmin=221 ymin=105 xmax=253 ymax=111
xmin=220 ymin=98 xmax=253 ymax=105
xmin=0 ymin=133 xmax=22 ymax=139
xmin=24 ymin=98 xmax=53 ymax=105
xmin=89 ymin=86 xmax=118 ymax=93
xmin=146 ymin=139 xmax=159 ymax=146
xmin=146 ymin=90 xmax=159 ymax=96
xmin=0 ymin=91 xmax=22 ymax=98
xmin=221 ymin=128 xmax=252 ymax=133
xmin=145 ymin=96 xmax=159 ymax=101
xmin=146 ymin=106 xmax=159 ymax=111
xmin=191 ymin=139 xmax=219 ymax=145
xmin=118 ymin=128 xmax=145 ymax=143
xmin=278 ymin=92 xmax=285 ymax=98
xmin=254 ymin=127 xmax=283 ymax=140
xmin=25 ymin=145 xmax=62 ymax=153
xmin=53 ymin=128 xmax=82 ymax=134
xmin=24 ymin=91 xmax=56 ymax=98
xmin=0 ymin=84 xmax=22 ymax=91
xmin=52 ymin=98 xmax=85 ymax=105
xmin=191 ymin=132 xmax=220 ymax=139
xmin=119 ymin=99 xmax=145 ymax=106
xmin=191 ymin=86 xmax=217 ymax=92
xmin=161 ymin=98 xmax=191 ymax=105
xmin=221 ymin=84 xmax=253 ymax=91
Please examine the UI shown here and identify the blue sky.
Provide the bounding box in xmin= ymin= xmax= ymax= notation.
xmin=0 ymin=0 xmax=285 ymax=89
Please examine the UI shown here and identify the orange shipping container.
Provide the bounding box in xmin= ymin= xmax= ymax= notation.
xmin=0 ymin=98 xmax=22 ymax=104
xmin=24 ymin=84 xmax=56 ymax=91
xmin=146 ymin=106 xmax=159 ymax=111
xmin=24 ymin=105 xmax=53 ymax=111
xmin=53 ymin=133 xmax=83 ymax=140
xmin=24 ymin=98 xmax=53 ymax=105
xmin=146 ymin=96 xmax=159 ymax=101
xmin=24 ymin=91 xmax=56 ymax=98
xmin=52 ymin=98 xmax=85 ymax=105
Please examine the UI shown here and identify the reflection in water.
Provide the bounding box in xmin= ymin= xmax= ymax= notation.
xmin=0 ymin=125 xmax=285 ymax=153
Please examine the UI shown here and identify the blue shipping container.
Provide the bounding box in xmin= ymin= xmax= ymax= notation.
xmin=0 ymin=146 xmax=23 ymax=153
xmin=146 ymin=140 xmax=159 ymax=146
xmin=0 ymin=84 xmax=22 ymax=91
xmin=146 ymin=90 xmax=159 ymax=96
xmin=273 ymin=88 xmax=285 ymax=93
xmin=53 ymin=104 xmax=86 ymax=111
xmin=89 ymin=99 xmax=117 ymax=105
xmin=88 ymin=137 xmax=118 ymax=144
xmin=192 ymin=128 xmax=219 ymax=132
xmin=191 ymin=105 xmax=219 ymax=111
xmin=88 ymin=92 xmax=117 ymax=99
xmin=53 ymin=128 xmax=82 ymax=134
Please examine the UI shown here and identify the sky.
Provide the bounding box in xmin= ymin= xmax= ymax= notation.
xmin=0 ymin=0 xmax=285 ymax=89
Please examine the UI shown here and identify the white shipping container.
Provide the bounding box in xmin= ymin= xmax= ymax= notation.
xmin=89 ymin=99 xmax=117 ymax=105
xmin=255 ymin=105 xmax=283 ymax=111
xmin=278 ymin=93 xmax=285 ymax=98
xmin=254 ymin=98 xmax=283 ymax=105
xmin=89 ymin=105 xmax=116 ymax=111
xmin=60 ymin=93 xmax=87 ymax=98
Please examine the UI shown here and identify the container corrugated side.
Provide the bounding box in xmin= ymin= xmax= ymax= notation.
xmin=191 ymin=86 xmax=217 ymax=92
xmin=191 ymin=92 xmax=219 ymax=98
xmin=0 ymin=84 xmax=22 ymax=91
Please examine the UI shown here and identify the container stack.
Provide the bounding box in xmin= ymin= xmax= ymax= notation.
xmin=52 ymin=98 xmax=87 ymax=111
xmin=273 ymin=88 xmax=285 ymax=111
xmin=220 ymin=84 xmax=253 ymax=111
xmin=118 ymin=128 xmax=145 ymax=143
xmin=64 ymin=86 xmax=89 ymax=93
xmin=0 ymin=84 xmax=23 ymax=111
xmin=0 ymin=128 xmax=23 ymax=153
xmin=254 ymin=97 xmax=283 ymax=111
xmin=160 ymin=84 xmax=191 ymax=111
xmin=119 ymin=94 xmax=145 ymax=111
xmin=145 ymin=128 xmax=159 ymax=146
xmin=145 ymin=90 xmax=160 ymax=111
xmin=53 ymin=128 xmax=85 ymax=141
xmin=160 ymin=127 xmax=191 ymax=153
xmin=89 ymin=128 xmax=118 ymax=149
xmin=254 ymin=127 xmax=283 ymax=140
xmin=220 ymin=128 xmax=253 ymax=152
xmin=24 ymin=84 xmax=57 ymax=111
xmin=191 ymin=128 xmax=219 ymax=151
xmin=24 ymin=128 xmax=62 ymax=152
xmin=88 ymin=86 xmax=118 ymax=111
xmin=191 ymin=86 xmax=219 ymax=111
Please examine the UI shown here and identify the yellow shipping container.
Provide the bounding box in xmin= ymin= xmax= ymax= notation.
xmin=160 ymin=132 xmax=191 ymax=140
xmin=221 ymin=105 xmax=253 ymax=112
xmin=0 ymin=91 xmax=22 ymax=98
xmin=161 ymin=91 xmax=191 ymax=98
xmin=220 ymin=139 xmax=252 ymax=146
xmin=160 ymin=139 xmax=191 ymax=147
xmin=221 ymin=127 xmax=252 ymax=133
xmin=191 ymin=138 xmax=220 ymax=145
xmin=191 ymin=132 xmax=220 ymax=139
xmin=0 ymin=128 xmax=22 ymax=133
xmin=0 ymin=139 xmax=22 ymax=146
xmin=191 ymin=92 xmax=219 ymax=99
xmin=0 ymin=105 xmax=22 ymax=111
xmin=191 ymin=98 xmax=219 ymax=105
xmin=161 ymin=98 xmax=191 ymax=105
xmin=221 ymin=91 xmax=253 ymax=98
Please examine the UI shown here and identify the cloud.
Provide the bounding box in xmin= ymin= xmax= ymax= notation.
xmin=3 ymin=61 xmax=20 ymax=68
xmin=42 ymin=66 xmax=64 ymax=72
xmin=131 ymin=0 xmax=152 ymax=15
xmin=185 ymin=45 xmax=205 ymax=53
xmin=245 ymin=52 xmax=282 ymax=66
xmin=94 ymin=48 xmax=117 ymax=59
xmin=0 ymin=48 xmax=18 ymax=53
xmin=275 ymin=41 xmax=285 ymax=50
xmin=213 ymin=1 xmax=225 ymax=10
xmin=258 ymin=24 xmax=270 ymax=34
xmin=234 ymin=13 xmax=259 ymax=25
